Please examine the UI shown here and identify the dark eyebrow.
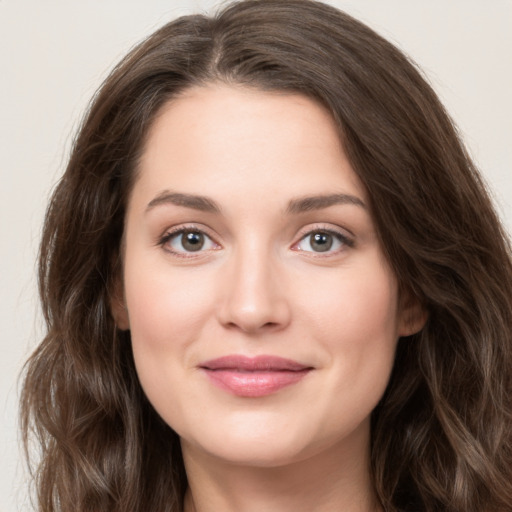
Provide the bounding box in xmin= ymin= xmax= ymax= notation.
xmin=286 ymin=193 xmax=366 ymax=214
xmin=146 ymin=191 xmax=221 ymax=214
xmin=146 ymin=191 xmax=364 ymax=215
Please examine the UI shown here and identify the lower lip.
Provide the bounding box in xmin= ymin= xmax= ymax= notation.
xmin=202 ymin=369 xmax=311 ymax=397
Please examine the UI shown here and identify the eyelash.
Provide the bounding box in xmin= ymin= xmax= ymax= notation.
xmin=293 ymin=226 xmax=354 ymax=255
xmin=157 ymin=224 xmax=354 ymax=258
xmin=158 ymin=224 xmax=219 ymax=258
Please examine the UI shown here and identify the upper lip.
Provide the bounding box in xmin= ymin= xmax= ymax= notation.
xmin=199 ymin=355 xmax=312 ymax=372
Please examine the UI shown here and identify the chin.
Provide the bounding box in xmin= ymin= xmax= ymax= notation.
xmin=180 ymin=413 xmax=338 ymax=469
xmin=198 ymin=437 xmax=313 ymax=468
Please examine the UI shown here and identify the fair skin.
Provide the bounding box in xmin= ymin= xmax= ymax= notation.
xmin=114 ymin=84 xmax=424 ymax=512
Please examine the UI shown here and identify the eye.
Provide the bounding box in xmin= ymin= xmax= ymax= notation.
xmin=161 ymin=228 xmax=218 ymax=254
xmin=294 ymin=229 xmax=352 ymax=254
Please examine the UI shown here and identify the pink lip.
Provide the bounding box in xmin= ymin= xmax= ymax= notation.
xmin=199 ymin=355 xmax=313 ymax=397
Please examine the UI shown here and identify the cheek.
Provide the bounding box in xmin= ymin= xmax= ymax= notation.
xmin=122 ymin=258 xmax=220 ymax=430
xmin=125 ymin=261 xmax=212 ymax=344
xmin=122 ymin=254 xmax=220 ymax=409
xmin=293 ymin=257 xmax=400 ymax=406
xmin=295 ymin=258 xmax=399 ymax=344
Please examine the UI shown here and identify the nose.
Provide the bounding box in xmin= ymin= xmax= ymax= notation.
xmin=216 ymin=244 xmax=291 ymax=334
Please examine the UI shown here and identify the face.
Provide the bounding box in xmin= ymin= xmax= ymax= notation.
xmin=115 ymin=84 xmax=421 ymax=469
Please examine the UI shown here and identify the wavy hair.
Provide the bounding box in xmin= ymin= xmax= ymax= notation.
xmin=21 ymin=1 xmax=512 ymax=510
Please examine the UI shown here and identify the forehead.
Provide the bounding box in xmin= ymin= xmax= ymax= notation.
xmin=132 ymin=84 xmax=367 ymax=210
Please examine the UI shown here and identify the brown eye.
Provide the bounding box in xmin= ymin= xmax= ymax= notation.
xmin=294 ymin=229 xmax=352 ymax=254
xmin=164 ymin=229 xmax=217 ymax=254
xmin=181 ymin=231 xmax=204 ymax=252
xmin=309 ymin=232 xmax=333 ymax=252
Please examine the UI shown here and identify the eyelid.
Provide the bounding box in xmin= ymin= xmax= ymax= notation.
xmin=156 ymin=222 xmax=354 ymax=257
xmin=291 ymin=224 xmax=355 ymax=253
xmin=157 ymin=223 xmax=221 ymax=257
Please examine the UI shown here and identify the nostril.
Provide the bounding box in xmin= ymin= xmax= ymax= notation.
xmin=216 ymin=271 xmax=292 ymax=333
xmin=224 ymin=319 xmax=282 ymax=334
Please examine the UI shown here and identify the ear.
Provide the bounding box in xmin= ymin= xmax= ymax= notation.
xmin=110 ymin=275 xmax=130 ymax=331
xmin=398 ymin=289 xmax=427 ymax=337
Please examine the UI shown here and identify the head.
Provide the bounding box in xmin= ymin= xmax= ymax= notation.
xmin=22 ymin=1 xmax=512 ymax=511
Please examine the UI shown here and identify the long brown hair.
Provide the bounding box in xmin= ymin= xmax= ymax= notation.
xmin=21 ymin=1 xmax=512 ymax=510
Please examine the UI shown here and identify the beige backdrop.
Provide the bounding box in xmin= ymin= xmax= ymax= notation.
xmin=1 ymin=1 xmax=511 ymax=510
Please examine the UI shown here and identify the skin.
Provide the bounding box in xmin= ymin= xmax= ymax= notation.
xmin=114 ymin=84 xmax=424 ymax=512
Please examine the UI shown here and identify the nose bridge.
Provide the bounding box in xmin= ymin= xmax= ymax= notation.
xmin=218 ymin=236 xmax=290 ymax=333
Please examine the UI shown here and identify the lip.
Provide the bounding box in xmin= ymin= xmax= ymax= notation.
xmin=199 ymin=355 xmax=313 ymax=397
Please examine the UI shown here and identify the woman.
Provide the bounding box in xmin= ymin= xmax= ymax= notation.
xmin=21 ymin=0 xmax=512 ymax=511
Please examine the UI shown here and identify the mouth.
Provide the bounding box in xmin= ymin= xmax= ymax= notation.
xmin=199 ymin=355 xmax=313 ymax=397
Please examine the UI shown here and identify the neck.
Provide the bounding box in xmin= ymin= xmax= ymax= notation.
xmin=181 ymin=433 xmax=381 ymax=512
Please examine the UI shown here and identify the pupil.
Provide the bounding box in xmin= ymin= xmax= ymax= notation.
xmin=311 ymin=232 xmax=332 ymax=252
xmin=183 ymin=231 xmax=204 ymax=251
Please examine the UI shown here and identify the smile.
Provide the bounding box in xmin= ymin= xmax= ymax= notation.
xmin=199 ymin=355 xmax=313 ymax=398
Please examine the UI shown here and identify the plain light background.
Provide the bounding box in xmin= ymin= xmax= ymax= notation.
xmin=1 ymin=1 xmax=511 ymax=510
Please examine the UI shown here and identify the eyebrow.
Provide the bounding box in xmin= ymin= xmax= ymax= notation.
xmin=286 ymin=193 xmax=366 ymax=214
xmin=146 ymin=191 xmax=365 ymax=215
xmin=146 ymin=191 xmax=221 ymax=214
